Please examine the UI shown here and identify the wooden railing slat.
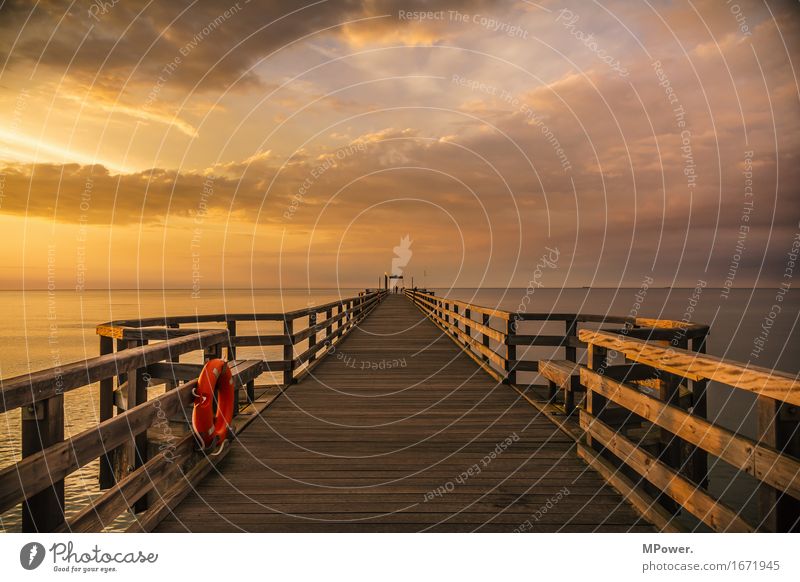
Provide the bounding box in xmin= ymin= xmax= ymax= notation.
xmin=0 ymin=381 xmax=195 ymax=514
xmin=580 ymin=411 xmax=755 ymax=532
xmin=580 ymin=369 xmax=800 ymax=500
xmin=580 ymin=329 xmax=800 ymax=405
xmin=0 ymin=329 xmax=228 ymax=413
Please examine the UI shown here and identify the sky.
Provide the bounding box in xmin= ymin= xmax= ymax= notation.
xmin=0 ymin=0 xmax=798 ymax=290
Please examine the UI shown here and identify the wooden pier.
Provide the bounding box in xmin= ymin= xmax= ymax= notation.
xmin=155 ymin=294 xmax=645 ymax=532
xmin=1 ymin=288 xmax=798 ymax=532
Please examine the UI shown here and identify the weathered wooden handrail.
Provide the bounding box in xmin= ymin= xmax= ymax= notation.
xmin=0 ymin=289 xmax=388 ymax=533
xmin=0 ymin=330 xmax=228 ymax=413
xmin=403 ymin=288 xmax=708 ymax=384
xmin=580 ymin=329 xmax=800 ymax=404
xmin=579 ymin=329 xmax=800 ymax=533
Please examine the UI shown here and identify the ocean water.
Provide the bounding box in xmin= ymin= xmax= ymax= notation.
xmin=0 ymin=287 xmax=796 ymax=531
xmin=0 ymin=288 xmax=359 ymax=532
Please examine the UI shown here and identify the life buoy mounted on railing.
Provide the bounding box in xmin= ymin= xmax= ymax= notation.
xmin=192 ymin=359 xmax=235 ymax=453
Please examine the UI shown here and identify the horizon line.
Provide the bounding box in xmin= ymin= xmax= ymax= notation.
xmin=0 ymin=285 xmax=773 ymax=291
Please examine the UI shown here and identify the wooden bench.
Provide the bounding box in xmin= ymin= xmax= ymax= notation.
xmin=538 ymin=360 xmax=583 ymax=414
xmin=228 ymin=359 xmax=266 ymax=405
xmin=538 ymin=360 xmax=691 ymax=417
xmin=141 ymin=359 xmax=266 ymax=414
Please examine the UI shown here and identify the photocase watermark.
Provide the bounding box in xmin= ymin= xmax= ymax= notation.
xmin=190 ymin=175 xmax=214 ymax=299
xmin=75 ymin=173 xmax=94 ymax=292
xmin=555 ymin=9 xmax=629 ymax=77
xmin=668 ymin=279 xmax=707 ymax=348
xmin=423 ymin=432 xmax=519 ymax=501
xmin=49 ymin=542 xmax=158 ymax=572
xmin=0 ymin=87 xmax=29 ymax=211
xmin=143 ymin=1 xmax=249 ymax=110
xmin=721 ymin=150 xmax=754 ymax=299
xmin=652 ymin=60 xmax=697 ymax=193
xmin=594 ymin=277 xmax=704 ymax=381
xmin=593 ymin=274 xmax=653 ymax=377
xmin=323 ymin=332 xmax=408 ymax=371
xmin=20 ymin=542 xmax=46 ymax=570
xmin=630 ymin=275 xmax=654 ymax=320
xmin=726 ymin=1 xmax=753 ymax=37
xmin=390 ymin=235 xmax=413 ymax=291
xmin=283 ymin=142 xmax=367 ymax=220
xmin=750 ymin=226 xmax=798 ymax=360
xmin=87 ymin=0 xmax=122 ymax=21
xmin=511 ymin=247 xmax=560 ymax=332
xmin=46 ymin=245 xmax=65 ymax=395
xmin=513 ymin=486 xmax=570 ymax=532
xmin=448 ymin=10 xmax=529 ymax=39
xmin=151 ymin=397 xmax=179 ymax=462
xmin=452 ymin=75 xmax=572 ymax=173
xmin=336 ymin=352 xmax=407 ymax=371
xmin=397 ymin=9 xmax=529 ymax=39
xmin=20 ymin=540 xmax=159 ymax=573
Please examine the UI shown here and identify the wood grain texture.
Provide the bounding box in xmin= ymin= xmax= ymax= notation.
xmin=580 ymin=411 xmax=755 ymax=532
xmin=580 ymin=368 xmax=800 ymax=500
xmin=579 ymin=330 xmax=800 ymax=405
xmin=155 ymin=295 xmax=648 ymax=533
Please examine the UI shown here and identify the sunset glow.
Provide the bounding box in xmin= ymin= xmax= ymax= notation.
xmin=1 ymin=1 xmax=798 ymax=290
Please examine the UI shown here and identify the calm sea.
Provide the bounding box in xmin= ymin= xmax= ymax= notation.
xmin=0 ymin=287 xmax=796 ymax=531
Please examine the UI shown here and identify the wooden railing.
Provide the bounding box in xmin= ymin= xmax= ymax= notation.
xmin=403 ymin=288 xmax=708 ymax=384
xmin=404 ymin=288 xmax=799 ymax=532
xmin=579 ymin=330 xmax=800 ymax=533
xmin=0 ymin=289 xmax=387 ymax=532
xmin=96 ymin=289 xmax=388 ymax=387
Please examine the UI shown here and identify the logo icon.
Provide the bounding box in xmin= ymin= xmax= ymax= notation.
xmin=390 ymin=235 xmax=413 ymax=290
xmin=20 ymin=542 xmax=46 ymax=570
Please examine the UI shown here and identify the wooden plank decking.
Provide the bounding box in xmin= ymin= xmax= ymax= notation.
xmin=155 ymin=295 xmax=650 ymax=532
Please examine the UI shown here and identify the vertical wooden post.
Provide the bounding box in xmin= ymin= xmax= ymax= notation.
xmin=308 ymin=312 xmax=318 ymax=363
xmin=565 ymin=318 xmax=577 ymax=362
xmin=325 ymin=308 xmax=333 ymax=340
xmin=127 ymin=340 xmax=149 ymax=513
xmin=227 ymin=319 xmax=237 ymax=361
xmin=688 ymin=332 xmax=709 ymax=488
xmin=757 ymin=397 xmax=778 ymax=531
xmin=116 ymin=337 xmax=128 ymax=389
xmin=658 ymin=372 xmax=683 ymax=467
xmin=21 ymin=394 xmax=65 ymax=532
xmin=98 ymin=334 xmax=115 ymax=489
xmin=774 ymin=403 xmax=800 ymax=531
xmin=203 ymin=339 xmax=222 ymax=361
xmin=452 ymin=304 xmax=459 ymax=340
xmin=283 ymin=318 xmax=294 ymax=387
xmin=562 ymin=318 xmax=578 ymax=407
xmin=656 ymin=340 xmax=685 ymax=514
xmin=756 ymin=397 xmax=799 ymax=532
xmin=505 ymin=318 xmax=516 ymax=385
xmin=164 ymin=323 xmax=180 ymax=391
xmin=464 ymin=308 xmax=472 ymax=342
xmin=246 ymin=379 xmax=255 ymax=404
xmin=482 ymin=314 xmax=490 ymax=362
xmin=585 ymin=344 xmax=607 ymax=449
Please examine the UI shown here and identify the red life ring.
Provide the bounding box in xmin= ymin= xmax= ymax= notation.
xmin=192 ymin=359 xmax=235 ymax=449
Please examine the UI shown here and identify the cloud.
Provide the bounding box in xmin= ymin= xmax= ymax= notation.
xmin=0 ymin=0 xmax=490 ymax=94
xmin=0 ymin=0 xmax=798 ymax=288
